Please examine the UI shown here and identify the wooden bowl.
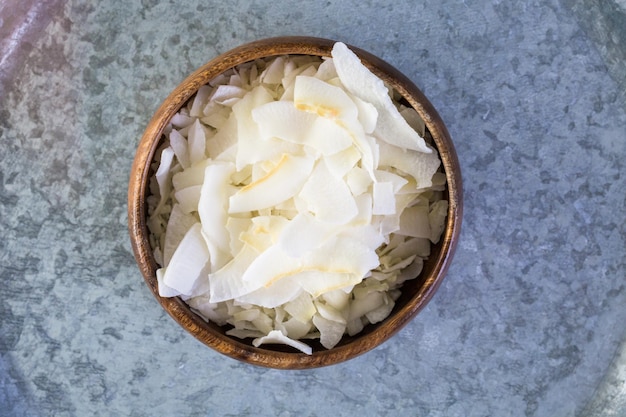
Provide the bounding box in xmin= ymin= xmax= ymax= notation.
xmin=128 ymin=36 xmax=462 ymax=369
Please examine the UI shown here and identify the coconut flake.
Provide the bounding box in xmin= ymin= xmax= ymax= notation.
xmin=151 ymin=146 xmax=175 ymax=217
xmin=331 ymin=42 xmax=431 ymax=154
xmin=174 ymin=185 xmax=202 ymax=214
xmin=252 ymin=100 xmax=317 ymax=143
xmin=190 ymin=85 xmax=213 ymax=117
xmin=187 ymin=119 xmax=207 ymax=165
xmin=398 ymin=204 xmax=431 ymax=239
xmin=162 ymin=223 xmax=210 ymax=296
xmin=378 ymin=141 xmax=440 ymax=189
xmin=252 ymin=330 xmax=313 ymax=355
xmin=294 ymin=75 xmax=358 ymax=121
xmin=312 ymin=314 xmax=346 ymax=349
xmin=208 ymin=244 xmax=260 ymax=303
xmin=229 ymin=153 xmax=315 ymax=213
xmin=198 ymin=162 xmax=236 ymax=270
xmin=372 ymin=181 xmax=395 ymax=215
xmin=278 ymin=212 xmax=336 ymax=257
xmin=163 ymin=203 xmax=198 ymax=266
xmin=299 ymin=159 xmax=358 ymax=224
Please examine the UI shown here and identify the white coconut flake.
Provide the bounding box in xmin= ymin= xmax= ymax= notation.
xmin=252 ymin=330 xmax=313 ymax=355
xmin=331 ymin=42 xmax=432 ymax=154
xmin=171 ymin=113 xmax=194 ymax=129
xmin=187 ymin=119 xmax=207 ymax=165
xmin=372 ymin=181 xmax=395 ymax=215
xmin=190 ymin=85 xmax=213 ymax=117
xmin=229 ymin=153 xmax=315 ymax=213
xmin=163 ymin=203 xmax=198 ymax=266
xmin=198 ymin=162 xmax=236 ymax=270
xmin=162 ymin=223 xmax=210 ymax=296
xmin=299 ymin=159 xmax=358 ymax=224
xmin=294 ymin=75 xmax=358 ymax=121
xmin=237 ymin=278 xmax=302 ymax=308
xmin=398 ymin=204 xmax=431 ymax=239
xmin=261 ymin=55 xmax=286 ymax=85
xmin=152 ymin=146 xmax=175 ymax=217
xmin=284 ymin=291 xmax=317 ymax=323
xmin=208 ymin=244 xmax=260 ymax=303
xmin=211 ymin=84 xmax=248 ymax=105
xmin=172 ymin=158 xmax=210 ymax=190
xmin=278 ymin=212 xmax=336 ymax=257
xmin=378 ymin=141 xmax=440 ymax=189
xmin=174 ymin=185 xmax=202 ymax=214
xmin=157 ymin=267 xmax=181 ymax=297
xmin=313 ymin=314 xmax=346 ymax=350
xmin=252 ymin=100 xmax=317 ymax=143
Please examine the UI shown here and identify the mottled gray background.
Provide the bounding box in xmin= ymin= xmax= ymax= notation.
xmin=1 ymin=0 xmax=625 ymax=416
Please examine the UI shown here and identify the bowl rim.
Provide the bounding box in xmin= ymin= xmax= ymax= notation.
xmin=128 ymin=35 xmax=463 ymax=369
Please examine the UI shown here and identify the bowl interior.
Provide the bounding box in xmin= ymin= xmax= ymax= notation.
xmin=128 ymin=36 xmax=462 ymax=369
